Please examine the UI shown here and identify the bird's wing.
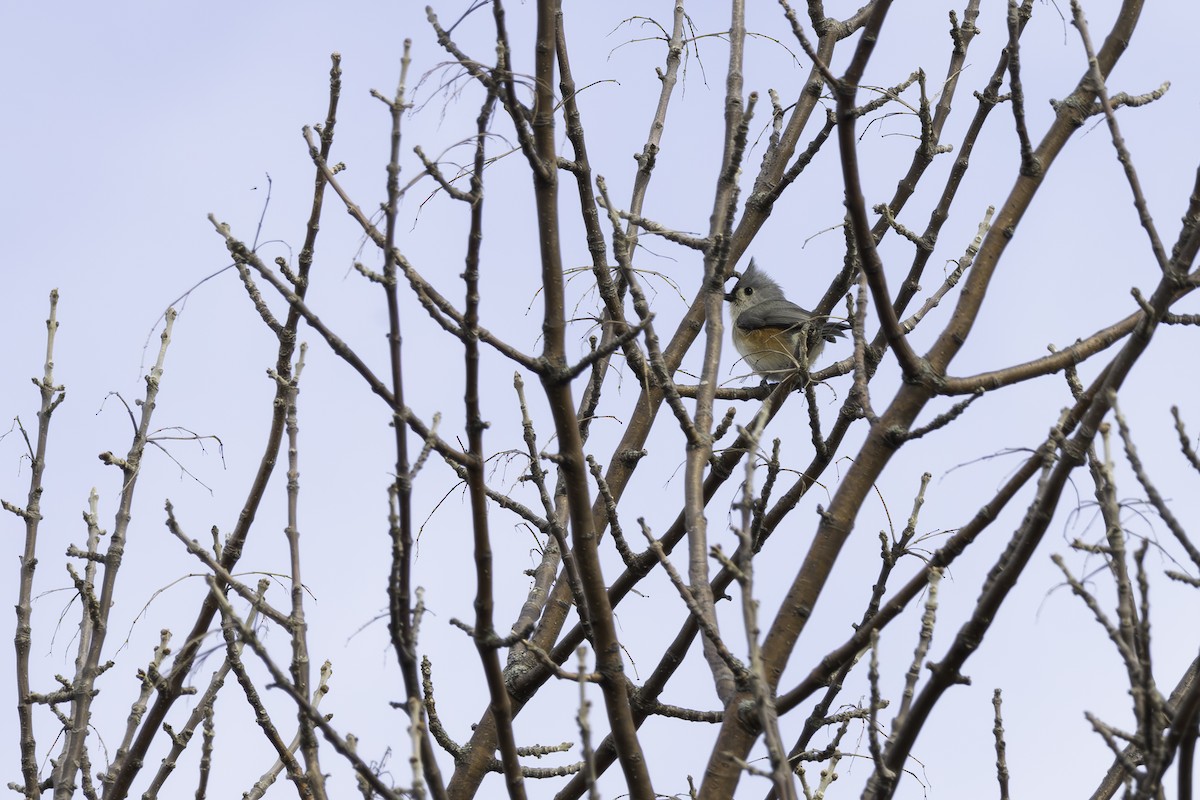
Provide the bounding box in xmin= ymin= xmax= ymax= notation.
xmin=735 ymin=300 xmax=811 ymax=331
xmin=738 ymin=301 xmax=848 ymax=342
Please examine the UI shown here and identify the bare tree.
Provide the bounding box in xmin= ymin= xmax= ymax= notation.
xmin=7 ymin=2 xmax=1200 ymax=799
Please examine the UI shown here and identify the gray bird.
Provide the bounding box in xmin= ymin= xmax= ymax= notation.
xmin=724 ymin=260 xmax=848 ymax=378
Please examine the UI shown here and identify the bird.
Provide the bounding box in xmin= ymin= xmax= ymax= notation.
xmin=724 ymin=259 xmax=849 ymax=379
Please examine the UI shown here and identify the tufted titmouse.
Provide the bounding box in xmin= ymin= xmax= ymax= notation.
xmin=724 ymin=259 xmax=849 ymax=378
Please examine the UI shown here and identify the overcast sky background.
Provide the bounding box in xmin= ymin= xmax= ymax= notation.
xmin=4 ymin=2 xmax=1200 ymax=798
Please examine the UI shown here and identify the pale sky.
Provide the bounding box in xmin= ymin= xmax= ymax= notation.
xmin=4 ymin=3 xmax=1200 ymax=799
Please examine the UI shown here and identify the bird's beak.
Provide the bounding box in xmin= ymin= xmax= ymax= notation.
xmin=723 ymin=271 xmax=741 ymax=302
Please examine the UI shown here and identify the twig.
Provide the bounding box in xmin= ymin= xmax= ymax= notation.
xmin=732 ymin=408 xmax=797 ymax=800
xmin=142 ymin=580 xmax=270 ymax=798
xmin=10 ymin=291 xmax=65 ymax=798
xmin=1116 ymin=403 xmax=1200 ymax=571
xmin=1071 ymin=1 xmax=1170 ymax=273
xmin=866 ymin=632 xmax=894 ymax=785
xmin=893 ymin=567 xmax=942 ymax=729
xmin=55 ymin=308 xmax=178 ymax=798
xmin=243 ymin=662 xmax=333 ymax=800
xmin=102 ymin=55 xmax=345 ymax=800
xmin=1005 ymin=0 xmax=1038 ymax=176
xmin=217 ymin=588 xmax=310 ymax=796
xmin=638 ymin=521 xmax=746 ymax=680
xmin=163 ymin=503 xmax=292 ymax=629
xmin=210 ymin=579 xmax=405 ymax=800
xmin=576 ymin=647 xmax=601 ymax=800
xmin=993 ymin=689 xmax=1011 ymax=800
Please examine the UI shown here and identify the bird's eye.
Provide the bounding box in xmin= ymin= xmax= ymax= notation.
xmin=744 ymin=286 xmax=754 ymax=296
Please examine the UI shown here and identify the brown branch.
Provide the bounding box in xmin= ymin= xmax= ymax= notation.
xmin=587 ymin=457 xmax=637 ymax=570
xmin=520 ymin=27 xmax=880 ymax=797
xmin=113 ymin=630 xmax=173 ymax=795
xmin=773 ymin=363 xmax=1094 ymax=721
xmin=851 ymin=273 xmax=880 ymax=424
xmin=525 ymin=0 xmax=654 ymax=795
xmin=556 ymin=379 xmax=854 ymax=800
xmin=939 ymin=309 xmax=1143 ymax=395
xmin=903 ymin=391 xmax=983 ymax=441
xmin=881 ymin=215 xmax=1171 ymax=800
xmin=506 ymin=376 xmax=574 ymax=641
xmin=446 ymin=4 xmax=691 ymax=791
xmin=769 ymin=472 xmax=931 ymax=800
xmin=553 ymin=3 xmax=650 ymax=420
xmin=866 ymin=632 xmax=894 ymax=786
